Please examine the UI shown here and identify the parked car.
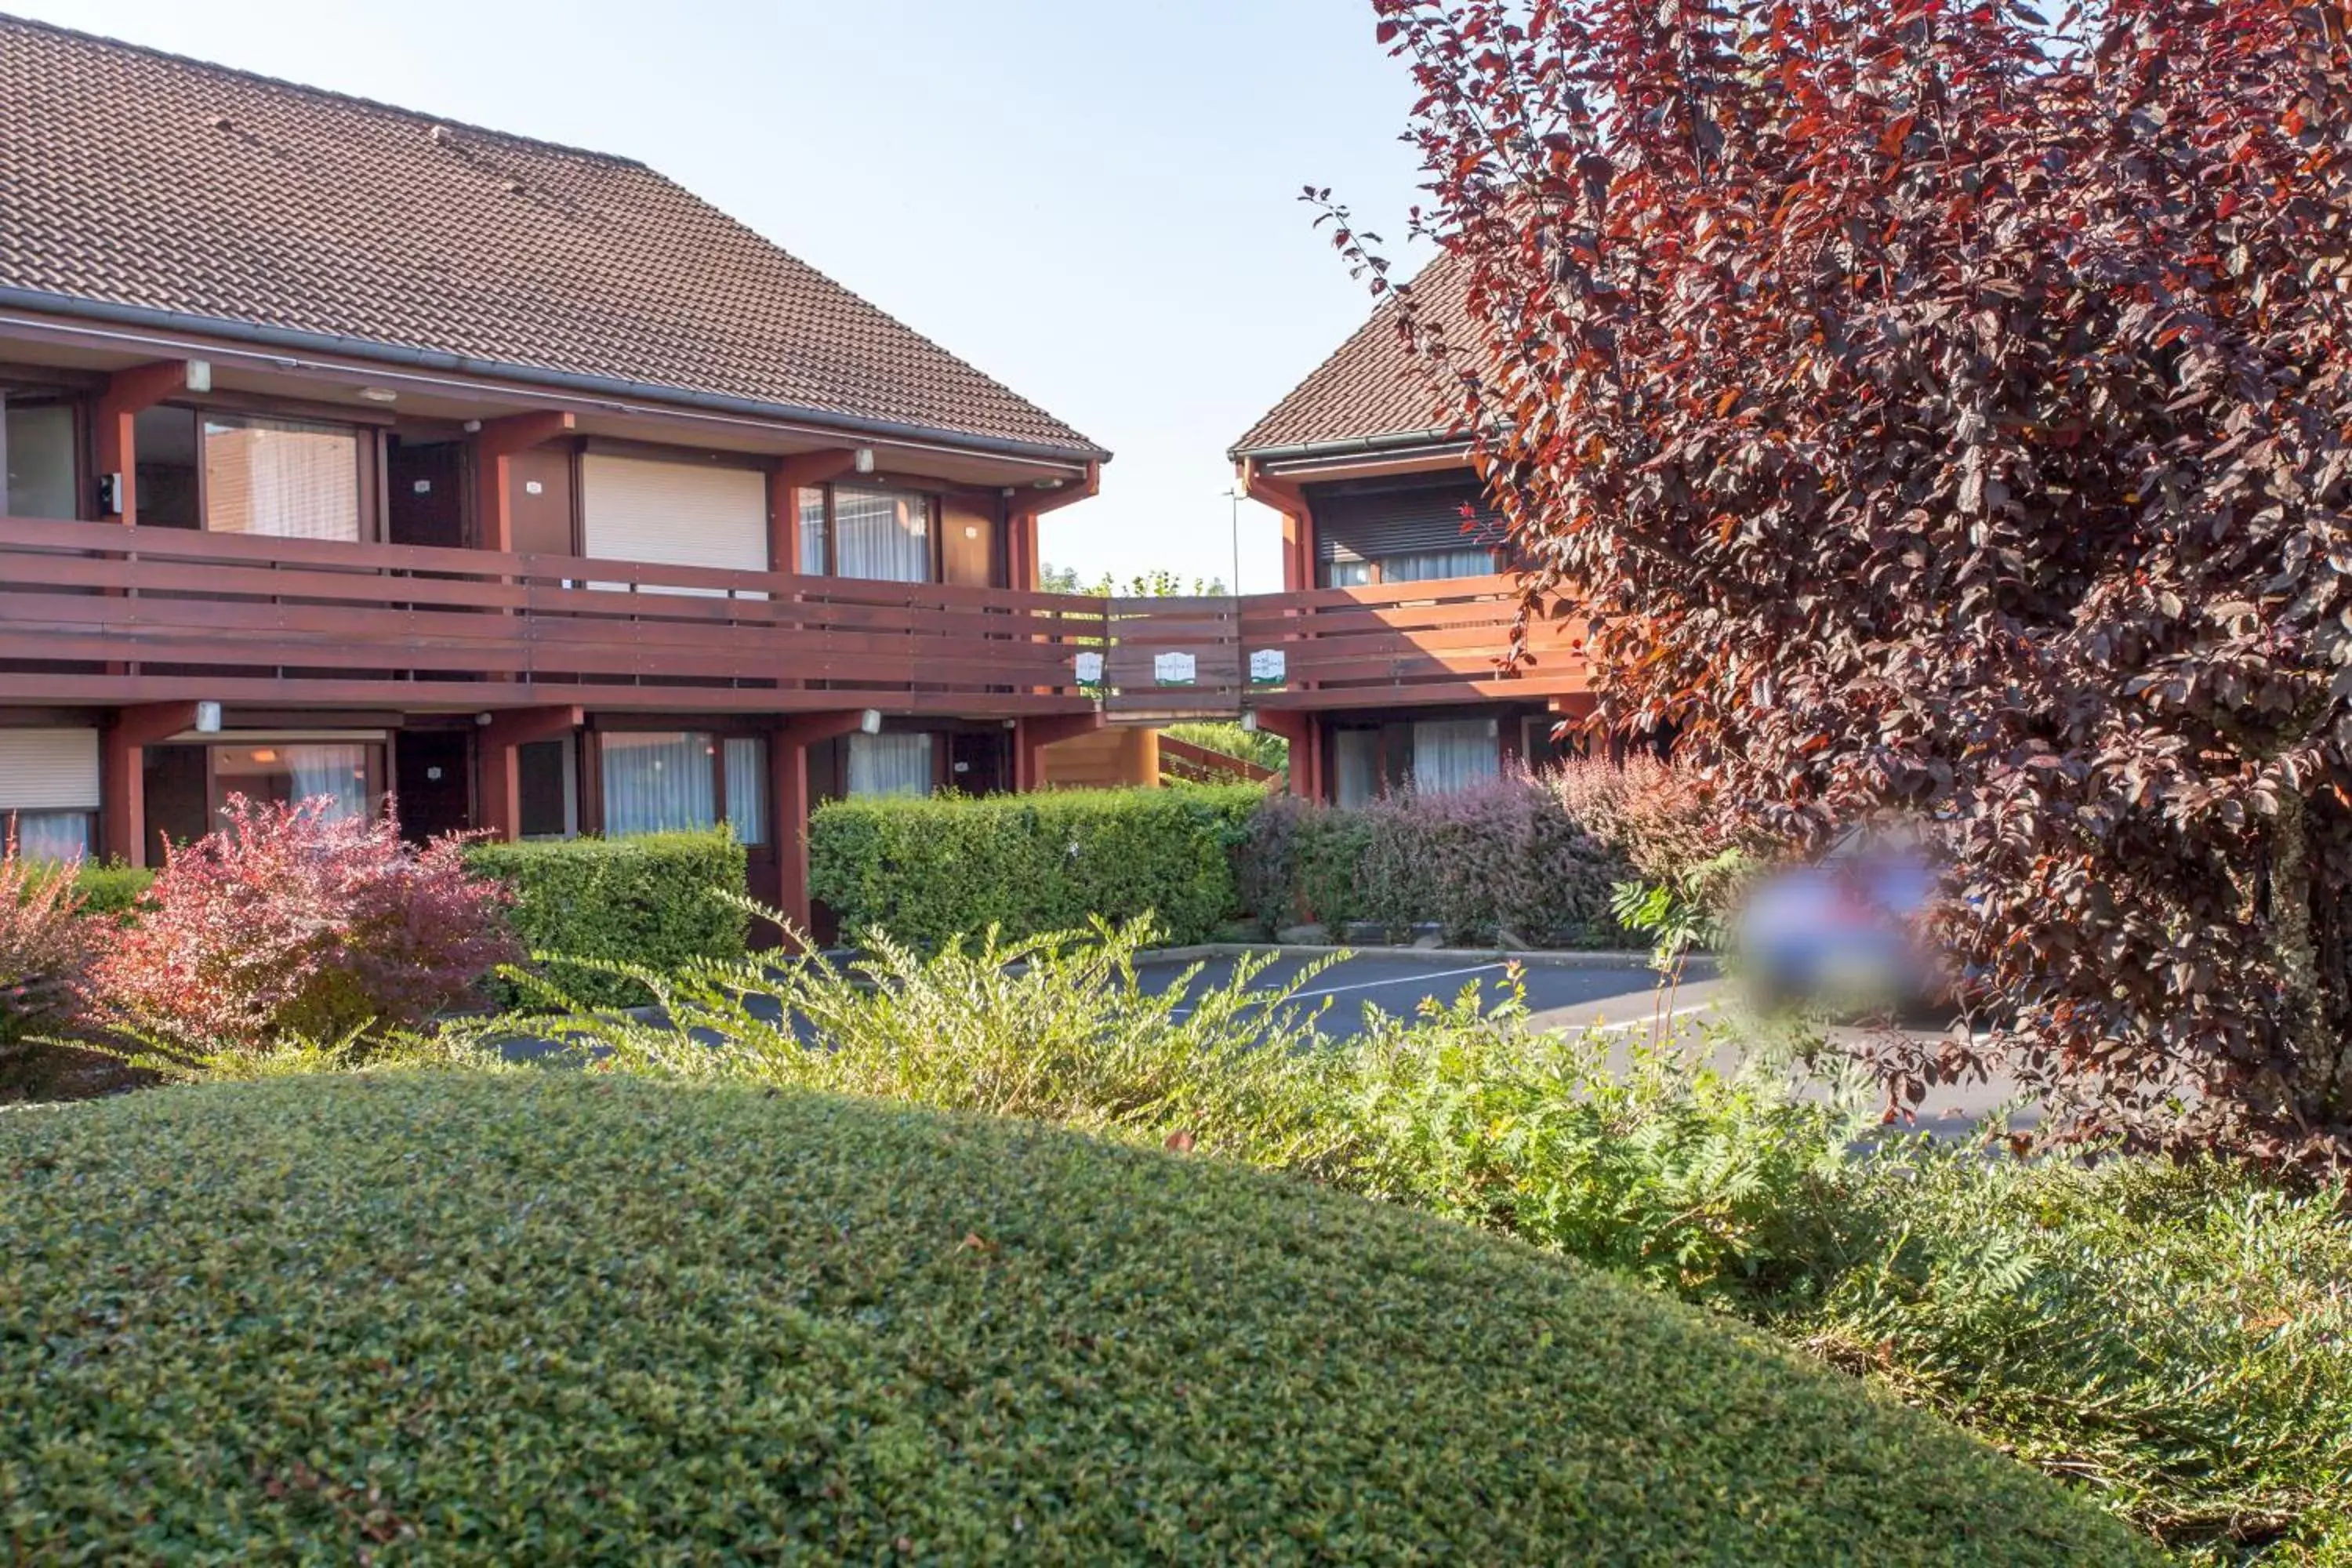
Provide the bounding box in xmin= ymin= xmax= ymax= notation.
xmin=1736 ymin=829 xmax=1954 ymax=1016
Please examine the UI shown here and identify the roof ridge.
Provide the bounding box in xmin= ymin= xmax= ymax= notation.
xmin=1229 ymin=250 xmax=1461 ymax=459
xmin=0 ymin=9 xmax=649 ymax=170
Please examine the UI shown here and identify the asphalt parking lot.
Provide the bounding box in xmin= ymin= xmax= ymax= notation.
xmin=1138 ymin=949 xmax=1723 ymax=1039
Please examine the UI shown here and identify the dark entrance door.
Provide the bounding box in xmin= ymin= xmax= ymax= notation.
xmin=394 ymin=731 xmax=473 ymax=844
xmin=387 ymin=440 xmax=468 ymax=550
xmin=947 ymin=730 xmax=1007 ymax=796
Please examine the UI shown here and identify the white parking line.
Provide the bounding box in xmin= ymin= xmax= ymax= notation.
xmin=1584 ymin=1003 xmax=1719 ymax=1034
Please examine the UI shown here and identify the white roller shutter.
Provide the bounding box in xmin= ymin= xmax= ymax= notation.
xmin=580 ymin=455 xmax=769 ymax=597
xmin=0 ymin=728 xmax=100 ymax=809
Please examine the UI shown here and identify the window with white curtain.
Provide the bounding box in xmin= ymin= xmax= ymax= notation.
xmin=0 ymin=729 xmax=100 ymax=863
xmin=209 ymin=743 xmax=379 ymax=822
xmin=2 ymin=401 xmax=78 ymax=520
xmin=1333 ymin=729 xmax=1380 ymax=808
xmin=797 ymin=490 xmax=828 ymax=575
xmin=1380 ymin=547 xmax=1494 ymax=583
xmin=1408 ymin=719 xmax=1499 ymax=796
xmin=202 ymin=416 xmax=362 ymax=542
xmin=723 ymin=736 xmax=768 ymax=846
xmin=600 ymin=731 xmax=717 ymax=837
xmin=847 ymin=732 xmax=934 ymax=799
xmin=832 ymin=487 xmax=932 ymax=582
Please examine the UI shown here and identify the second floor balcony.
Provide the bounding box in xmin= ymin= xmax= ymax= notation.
xmin=0 ymin=515 xmax=1587 ymax=719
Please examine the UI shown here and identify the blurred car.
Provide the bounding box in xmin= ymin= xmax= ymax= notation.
xmin=1736 ymin=831 xmax=1951 ymax=1016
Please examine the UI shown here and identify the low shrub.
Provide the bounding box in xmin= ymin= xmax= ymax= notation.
xmin=92 ymin=797 xmax=518 ymax=1054
xmin=1800 ymin=1154 xmax=2352 ymax=1566
xmin=0 ymin=1073 xmax=2147 ymax=1563
xmin=1332 ymin=983 xmax=1870 ymax=1307
xmin=463 ymin=830 xmax=748 ymax=1007
xmin=1161 ymin=720 xmax=1289 ymax=775
xmin=518 ymin=916 xmax=1344 ymax=1162
xmin=809 ymin=785 xmax=1260 ymax=949
xmin=0 ymin=829 xmax=94 ymax=1058
xmin=1356 ymin=772 xmax=1629 ymax=944
xmin=1232 ymin=793 xmax=1373 ymax=931
xmin=67 ymin=861 xmax=154 ymax=921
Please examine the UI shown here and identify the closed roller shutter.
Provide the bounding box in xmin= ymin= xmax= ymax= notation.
xmin=580 ymin=454 xmax=769 ymax=597
xmin=1310 ymin=478 xmax=1506 ymax=565
xmin=0 ymin=728 xmax=100 ymax=809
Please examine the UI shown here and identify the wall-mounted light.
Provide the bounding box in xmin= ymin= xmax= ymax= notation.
xmin=853 ymin=447 xmax=876 ymax=474
xmin=859 ymin=709 xmax=884 ymax=735
xmin=1033 ymin=477 xmax=1065 ymax=491
xmin=357 ymin=387 xmax=399 ymax=404
xmin=1240 ymin=710 xmax=1260 ymax=734
xmin=194 ymin=701 xmax=223 ymax=734
xmin=184 ymin=360 xmax=212 ymax=393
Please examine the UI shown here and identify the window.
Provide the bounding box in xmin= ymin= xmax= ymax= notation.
xmin=599 ymin=731 xmax=717 ymax=837
xmin=205 ymin=416 xmax=362 ymax=541
xmin=131 ymin=407 xmax=365 ymax=539
xmin=799 ymin=485 xmax=934 ymax=582
xmin=1380 ymin=547 xmax=1495 ymax=583
xmin=212 ymin=743 xmax=380 ymax=821
xmin=1322 ymin=548 xmax=1494 ymax=587
xmin=2 ymin=401 xmax=78 ymax=519
xmin=517 ymin=737 xmax=578 ymax=840
xmin=1409 ymin=718 xmax=1499 ymax=796
xmin=597 ymin=731 xmax=769 ymax=842
xmin=0 ymin=728 xmax=101 ymax=863
xmin=724 ymin=736 xmax=768 ymax=845
xmin=1333 ymin=728 xmax=1381 ymax=809
xmin=797 ymin=489 xmax=828 ymax=575
xmin=847 ymin=733 xmax=934 ymax=799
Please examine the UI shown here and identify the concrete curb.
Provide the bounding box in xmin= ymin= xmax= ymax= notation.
xmin=1134 ymin=942 xmax=1706 ymax=973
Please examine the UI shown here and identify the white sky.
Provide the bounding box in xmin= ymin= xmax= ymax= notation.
xmin=11 ymin=0 xmax=1439 ymax=593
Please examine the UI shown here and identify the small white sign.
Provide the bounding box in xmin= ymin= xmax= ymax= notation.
xmin=1249 ymin=648 xmax=1287 ymax=685
xmin=1073 ymin=650 xmax=1105 ymax=684
xmin=1153 ymin=651 xmax=1198 ymax=686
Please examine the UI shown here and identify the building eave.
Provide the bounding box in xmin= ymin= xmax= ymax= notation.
xmin=0 ymin=285 xmax=1113 ymax=470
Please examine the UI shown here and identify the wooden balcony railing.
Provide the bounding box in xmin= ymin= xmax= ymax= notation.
xmin=0 ymin=518 xmax=1588 ymax=719
xmin=1102 ymin=575 xmax=1588 ymax=717
xmin=0 ymin=515 xmax=1105 ymax=714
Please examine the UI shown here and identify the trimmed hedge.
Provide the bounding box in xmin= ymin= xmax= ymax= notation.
xmin=0 ymin=1073 xmax=2149 ymax=1563
xmin=811 ymin=785 xmax=1261 ymax=949
xmin=463 ymin=831 xmax=747 ymax=1006
xmin=68 ymin=862 xmax=154 ymax=920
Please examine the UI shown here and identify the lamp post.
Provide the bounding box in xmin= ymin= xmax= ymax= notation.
xmin=1221 ymin=488 xmax=1243 ymax=597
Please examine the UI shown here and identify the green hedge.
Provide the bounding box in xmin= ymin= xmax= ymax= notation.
xmin=811 ymin=785 xmax=1261 ymax=949
xmin=463 ymin=831 xmax=748 ymax=1006
xmin=0 ymin=1074 xmax=2149 ymax=1563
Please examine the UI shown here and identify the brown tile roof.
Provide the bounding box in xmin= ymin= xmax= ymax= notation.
xmin=1230 ymin=250 xmax=1469 ymax=458
xmin=0 ymin=15 xmax=1105 ymax=459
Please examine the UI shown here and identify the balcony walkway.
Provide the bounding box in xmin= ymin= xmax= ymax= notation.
xmin=0 ymin=515 xmax=1588 ymax=717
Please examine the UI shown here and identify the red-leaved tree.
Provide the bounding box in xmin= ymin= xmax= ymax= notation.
xmin=93 ymin=797 xmax=519 ymax=1054
xmin=1337 ymin=0 xmax=2352 ymax=1161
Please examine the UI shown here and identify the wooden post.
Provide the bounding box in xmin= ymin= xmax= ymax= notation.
xmin=1012 ymin=713 xmax=1103 ymax=793
xmin=93 ymin=361 xmax=202 ymax=524
xmin=1254 ymin=710 xmax=1319 ymax=800
xmin=100 ymin=702 xmax=200 ymax=865
xmin=471 ymin=412 xmax=575 ymax=554
xmin=477 ymin=706 xmax=583 ymax=840
xmin=769 ymin=710 xmax=870 ymax=945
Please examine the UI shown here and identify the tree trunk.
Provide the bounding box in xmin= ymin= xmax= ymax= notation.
xmin=2272 ymin=787 xmax=2346 ymax=1125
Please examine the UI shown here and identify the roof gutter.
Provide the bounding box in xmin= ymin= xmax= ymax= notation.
xmin=1225 ymin=426 xmax=1471 ymax=465
xmin=0 ymin=285 xmax=1112 ymax=469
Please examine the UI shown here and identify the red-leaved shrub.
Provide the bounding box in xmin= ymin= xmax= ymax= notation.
xmin=93 ymin=797 xmax=520 ymax=1053
xmin=0 ymin=823 xmax=94 ymax=1055
xmin=1546 ymin=758 xmax=1715 ymax=885
xmin=1358 ymin=771 xmax=1628 ymax=944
